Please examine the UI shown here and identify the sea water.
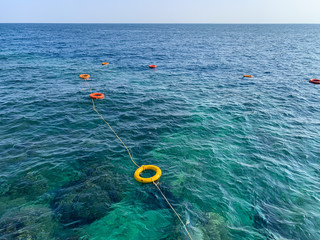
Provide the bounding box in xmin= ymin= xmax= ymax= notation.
xmin=0 ymin=24 xmax=319 ymax=240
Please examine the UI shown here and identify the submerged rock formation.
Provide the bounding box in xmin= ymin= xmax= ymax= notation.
xmin=5 ymin=172 xmax=48 ymax=201
xmin=199 ymin=212 xmax=229 ymax=240
xmin=51 ymin=166 xmax=124 ymax=227
xmin=0 ymin=205 xmax=58 ymax=240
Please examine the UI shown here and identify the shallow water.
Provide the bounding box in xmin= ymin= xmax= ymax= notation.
xmin=0 ymin=24 xmax=320 ymax=240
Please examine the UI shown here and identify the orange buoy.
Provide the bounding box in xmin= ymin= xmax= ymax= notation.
xmin=149 ymin=65 xmax=157 ymax=68
xmin=79 ymin=74 xmax=90 ymax=79
xmin=102 ymin=62 xmax=109 ymax=65
xmin=89 ymin=93 xmax=105 ymax=99
xmin=309 ymin=79 xmax=320 ymax=84
xmin=243 ymin=75 xmax=253 ymax=78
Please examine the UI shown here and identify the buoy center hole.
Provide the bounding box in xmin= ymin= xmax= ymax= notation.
xmin=141 ymin=169 xmax=156 ymax=178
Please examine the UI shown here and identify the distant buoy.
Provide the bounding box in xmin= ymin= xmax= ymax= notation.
xmin=79 ymin=74 xmax=90 ymax=79
xmin=102 ymin=62 xmax=109 ymax=65
xmin=134 ymin=165 xmax=162 ymax=183
xmin=243 ymin=75 xmax=253 ymax=78
xmin=89 ymin=93 xmax=105 ymax=99
xmin=309 ymin=79 xmax=320 ymax=84
xmin=149 ymin=65 xmax=157 ymax=68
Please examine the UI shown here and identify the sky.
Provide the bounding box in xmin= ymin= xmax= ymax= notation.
xmin=1 ymin=0 xmax=320 ymax=23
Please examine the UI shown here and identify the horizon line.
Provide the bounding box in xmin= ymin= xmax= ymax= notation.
xmin=1 ymin=22 xmax=320 ymax=25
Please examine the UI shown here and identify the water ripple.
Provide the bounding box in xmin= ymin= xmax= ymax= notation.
xmin=0 ymin=24 xmax=320 ymax=240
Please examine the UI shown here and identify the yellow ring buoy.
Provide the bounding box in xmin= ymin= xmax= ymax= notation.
xmin=134 ymin=165 xmax=162 ymax=183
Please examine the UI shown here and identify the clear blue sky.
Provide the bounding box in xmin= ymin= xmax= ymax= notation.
xmin=1 ymin=0 xmax=320 ymax=23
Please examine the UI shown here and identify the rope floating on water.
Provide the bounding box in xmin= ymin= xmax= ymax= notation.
xmin=152 ymin=180 xmax=193 ymax=240
xmin=91 ymin=98 xmax=140 ymax=168
xmin=83 ymin=76 xmax=193 ymax=240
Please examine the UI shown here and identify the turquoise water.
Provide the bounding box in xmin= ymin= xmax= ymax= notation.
xmin=0 ymin=24 xmax=320 ymax=239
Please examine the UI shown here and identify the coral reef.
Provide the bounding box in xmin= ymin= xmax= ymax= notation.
xmin=199 ymin=212 xmax=229 ymax=240
xmin=0 ymin=205 xmax=58 ymax=240
xmin=51 ymin=166 xmax=124 ymax=227
xmin=5 ymin=172 xmax=48 ymax=201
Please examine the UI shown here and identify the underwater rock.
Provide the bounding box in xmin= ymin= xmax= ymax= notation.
xmin=51 ymin=166 xmax=123 ymax=227
xmin=168 ymin=209 xmax=230 ymax=240
xmin=0 ymin=205 xmax=58 ymax=240
xmin=6 ymin=172 xmax=48 ymax=201
xmin=199 ymin=212 xmax=229 ymax=240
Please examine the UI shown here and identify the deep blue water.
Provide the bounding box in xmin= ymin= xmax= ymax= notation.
xmin=0 ymin=24 xmax=320 ymax=240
